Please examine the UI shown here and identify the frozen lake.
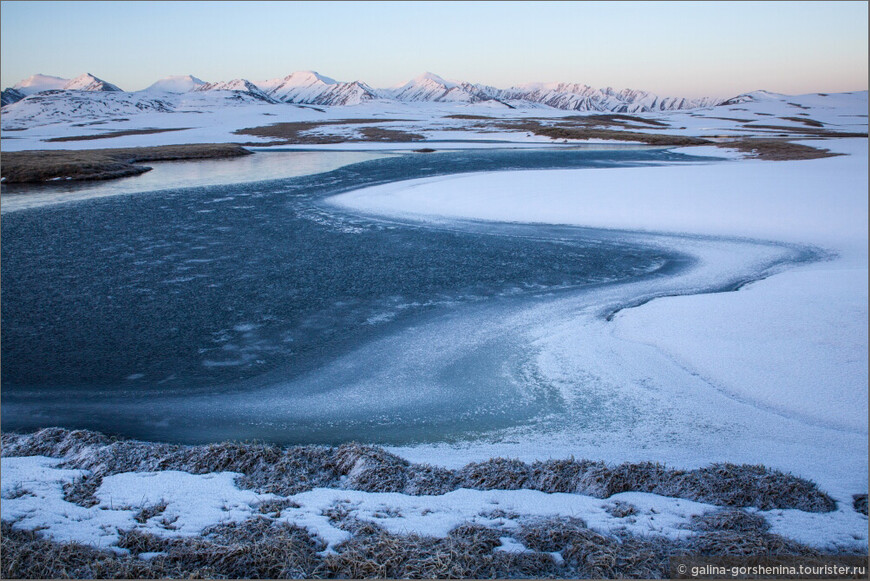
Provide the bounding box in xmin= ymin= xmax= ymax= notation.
xmin=1 ymin=146 xmax=801 ymax=444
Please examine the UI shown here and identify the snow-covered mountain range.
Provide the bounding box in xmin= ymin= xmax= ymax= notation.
xmin=3 ymin=73 xmax=123 ymax=107
xmin=1 ymin=70 xmax=734 ymax=113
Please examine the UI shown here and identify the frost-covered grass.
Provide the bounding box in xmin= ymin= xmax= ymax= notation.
xmin=1 ymin=429 xmax=838 ymax=512
xmin=1 ymin=429 xmax=863 ymax=579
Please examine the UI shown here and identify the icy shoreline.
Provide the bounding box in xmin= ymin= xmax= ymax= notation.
xmin=326 ymin=139 xmax=866 ymax=490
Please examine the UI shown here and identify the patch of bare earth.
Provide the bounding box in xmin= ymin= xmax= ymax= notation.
xmin=233 ymin=119 xmax=414 ymax=144
xmin=458 ymin=117 xmax=707 ymax=145
xmin=44 ymin=127 xmax=192 ymax=142
xmin=0 ymin=143 xmax=251 ymax=183
xmin=710 ymin=139 xmax=844 ymax=161
xmin=778 ymin=116 xmax=825 ymax=128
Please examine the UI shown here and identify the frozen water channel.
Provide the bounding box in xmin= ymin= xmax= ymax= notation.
xmin=1 ymin=147 xmax=810 ymax=445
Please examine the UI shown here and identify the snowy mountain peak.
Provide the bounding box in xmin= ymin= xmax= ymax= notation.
xmin=262 ymin=71 xmax=376 ymax=106
xmin=145 ymin=75 xmax=207 ymax=93
xmin=62 ymin=73 xmax=123 ymax=92
xmin=412 ymin=72 xmax=457 ymax=89
xmin=719 ymin=89 xmax=785 ymax=106
xmin=12 ymin=74 xmax=69 ymax=95
xmin=286 ymin=70 xmax=338 ymax=86
xmin=388 ymin=72 xmax=492 ymax=103
xmin=194 ymin=78 xmax=276 ymax=102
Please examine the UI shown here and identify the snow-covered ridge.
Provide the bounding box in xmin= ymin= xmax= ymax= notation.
xmin=193 ymin=78 xmax=276 ymax=102
xmin=259 ymin=71 xmax=378 ymax=106
xmin=1 ymin=87 xmax=26 ymax=107
xmin=3 ymin=69 xmax=731 ymax=113
xmin=383 ymin=72 xmax=493 ymax=104
xmin=61 ymin=73 xmax=122 ymax=92
xmin=12 ymin=73 xmax=69 ymax=95
xmin=3 ymin=73 xmax=121 ymax=106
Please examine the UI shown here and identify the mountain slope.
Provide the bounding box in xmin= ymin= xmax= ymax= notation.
xmin=1 ymin=87 xmax=26 ymax=107
xmin=62 ymin=73 xmax=123 ymax=92
xmin=13 ymin=74 xmax=69 ymax=95
xmin=0 ymin=91 xmax=174 ymax=129
xmin=261 ymin=71 xmax=378 ymax=106
xmin=387 ymin=72 xmax=493 ymax=103
xmin=492 ymin=82 xmax=719 ymax=112
xmin=194 ymin=79 xmax=276 ymax=102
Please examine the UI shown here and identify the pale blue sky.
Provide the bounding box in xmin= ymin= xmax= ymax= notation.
xmin=1 ymin=1 xmax=867 ymax=97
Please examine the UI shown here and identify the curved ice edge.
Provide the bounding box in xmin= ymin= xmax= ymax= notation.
xmin=317 ymin=181 xmax=865 ymax=508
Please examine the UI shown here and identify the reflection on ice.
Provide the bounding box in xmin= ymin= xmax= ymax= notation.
xmin=0 ymin=151 xmax=392 ymax=213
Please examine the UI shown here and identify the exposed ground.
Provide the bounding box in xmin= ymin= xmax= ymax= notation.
xmin=709 ymin=138 xmax=845 ymax=160
xmin=233 ymin=119 xmax=420 ymax=144
xmin=0 ymin=143 xmax=251 ymax=183
xmin=44 ymin=127 xmax=191 ymax=142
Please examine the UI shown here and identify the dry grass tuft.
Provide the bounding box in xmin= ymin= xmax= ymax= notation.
xmin=457 ymin=457 xmax=534 ymax=490
xmin=517 ymin=516 xmax=589 ymax=552
xmin=321 ymin=522 xmax=561 ymax=579
xmin=853 ymin=494 xmax=868 ymax=515
xmin=333 ymin=443 xmax=412 ymax=493
xmin=257 ymin=498 xmax=301 ymax=516
xmin=690 ymin=509 xmax=769 ymax=534
xmin=404 ymin=463 xmax=458 ymax=495
xmin=134 ymin=501 xmax=169 ymax=524
xmin=516 ymin=517 xmax=670 ymax=578
xmin=605 ymin=501 xmax=639 ymax=518
xmin=563 ymin=113 xmax=671 ymax=128
xmin=686 ymin=508 xmax=822 ymax=557
xmin=437 ymin=116 xmax=703 ymax=145
xmin=2 ymin=427 xmax=112 ymax=457
xmin=62 ymin=473 xmax=102 ymax=508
